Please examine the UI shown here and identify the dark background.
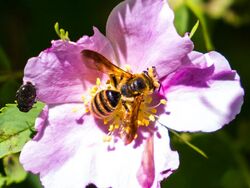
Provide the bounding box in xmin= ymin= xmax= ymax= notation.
xmin=0 ymin=0 xmax=249 ymax=187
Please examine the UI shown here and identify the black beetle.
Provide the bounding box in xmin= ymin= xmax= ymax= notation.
xmin=16 ymin=82 xmax=36 ymax=112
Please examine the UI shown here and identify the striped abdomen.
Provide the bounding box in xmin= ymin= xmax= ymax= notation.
xmin=91 ymin=90 xmax=121 ymax=119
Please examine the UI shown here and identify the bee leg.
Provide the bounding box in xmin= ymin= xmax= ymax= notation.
xmin=158 ymin=82 xmax=162 ymax=92
xmin=122 ymin=100 xmax=129 ymax=112
xmin=109 ymin=74 xmax=118 ymax=89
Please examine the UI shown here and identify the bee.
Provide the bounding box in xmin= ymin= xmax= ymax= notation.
xmin=82 ymin=50 xmax=160 ymax=144
xmin=16 ymin=82 xmax=36 ymax=112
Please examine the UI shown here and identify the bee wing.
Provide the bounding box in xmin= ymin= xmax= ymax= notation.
xmin=121 ymin=95 xmax=143 ymax=145
xmin=81 ymin=49 xmax=132 ymax=78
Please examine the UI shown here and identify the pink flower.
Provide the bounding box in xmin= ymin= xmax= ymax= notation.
xmin=20 ymin=0 xmax=244 ymax=188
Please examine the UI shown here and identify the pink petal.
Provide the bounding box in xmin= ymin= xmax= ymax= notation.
xmin=23 ymin=28 xmax=115 ymax=104
xmin=153 ymin=124 xmax=179 ymax=187
xmin=106 ymin=0 xmax=193 ymax=78
xmin=20 ymin=104 xmax=178 ymax=188
xmin=159 ymin=51 xmax=244 ymax=132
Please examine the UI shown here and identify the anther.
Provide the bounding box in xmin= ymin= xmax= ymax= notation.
xmin=96 ymin=78 xmax=101 ymax=86
xmin=149 ymin=114 xmax=156 ymax=122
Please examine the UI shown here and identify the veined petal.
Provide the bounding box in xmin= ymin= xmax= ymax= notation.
xmin=20 ymin=103 xmax=104 ymax=187
xmin=159 ymin=51 xmax=244 ymax=132
xmin=153 ymin=124 xmax=179 ymax=187
xmin=24 ymin=28 xmax=115 ymax=104
xmin=106 ymin=0 xmax=193 ymax=78
xmin=20 ymin=104 xmax=178 ymax=188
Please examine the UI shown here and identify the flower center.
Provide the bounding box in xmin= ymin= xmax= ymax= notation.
xmin=83 ymin=67 xmax=165 ymax=145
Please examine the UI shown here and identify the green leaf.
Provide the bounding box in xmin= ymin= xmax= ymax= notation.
xmin=27 ymin=173 xmax=43 ymax=188
xmin=174 ymin=5 xmax=189 ymax=35
xmin=169 ymin=129 xmax=208 ymax=158
xmin=54 ymin=22 xmax=70 ymax=41
xmin=0 ymin=46 xmax=11 ymax=71
xmin=189 ymin=20 xmax=200 ymax=39
xmin=0 ymin=102 xmax=44 ymax=159
xmin=3 ymin=154 xmax=27 ymax=185
xmin=0 ymin=173 xmax=7 ymax=187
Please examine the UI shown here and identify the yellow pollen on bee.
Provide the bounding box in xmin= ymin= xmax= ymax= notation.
xmin=155 ymin=81 xmax=160 ymax=88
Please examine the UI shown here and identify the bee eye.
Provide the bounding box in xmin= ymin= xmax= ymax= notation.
xmin=135 ymin=78 xmax=146 ymax=90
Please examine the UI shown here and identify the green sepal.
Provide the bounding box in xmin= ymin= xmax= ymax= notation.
xmin=189 ymin=20 xmax=200 ymax=39
xmin=54 ymin=22 xmax=70 ymax=41
xmin=0 ymin=102 xmax=44 ymax=159
xmin=185 ymin=0 xmax=214 ymax=50
xmin=169 ymin=129 xmax=208 ymax=158
xmin=3 ymin=154 xmax=27 ymax=185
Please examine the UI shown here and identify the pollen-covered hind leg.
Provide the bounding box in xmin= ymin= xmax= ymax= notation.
xmin=148 ymin=67 xmax=160 ymax=89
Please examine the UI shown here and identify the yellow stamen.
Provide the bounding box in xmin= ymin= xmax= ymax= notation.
xmin=134 ymin=134 xmax=138 ymax=139
xmin=142 ymin=119 xmax=150 ymax=126
xmin=108 ymin=124 xmax=114 ymax=131
xmin=103 ymin=135 xmax=112 ymax=142
xmin=104 ymin=119 xmax=109 ymax=125
xmin=114 ymin=124 xmax=119 ymax=129
xmin=137 ymin=120 xmax=143 ymax=125
xmin=90 ymin=86 xmax=98 ymax=94
xmin=96 ymin=78 xmax=101 ymax=86
xmin=149 ymin=114 xmax=156 ymax=122
xmin=84 ymin=107 xmax=90 ymax=113
xmin=160 ymin=99 xmax=167 ymax=105
xmin=81 ymin=95 xmax=85 ymax=102
xmin=145 ymin=96 xmax=152 ymax=104
xmin=151 ymin=108 xmax=157 ymax=113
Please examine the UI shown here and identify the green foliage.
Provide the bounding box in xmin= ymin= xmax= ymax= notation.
xmin=0 ymin=173 xmax=6 ymax=187
xmin=0 ymin=80 xmax=19 ymax=105
xmin=0 ymin=102 xmax=44 ymax=159
xmin=174 ymin=5 xmax=189 ymax=35
xmin=164 ymin=130 xmax=250 ymax=188
xmin=54 ymin=22 xmax=70 ymax=41
xmin=26 ymin=174 xmax=43 ymax=188
xmin=3 ymin=154 xmax=27 ymax=186
xmin=0 ymin=47 xmax=11 ymax=71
